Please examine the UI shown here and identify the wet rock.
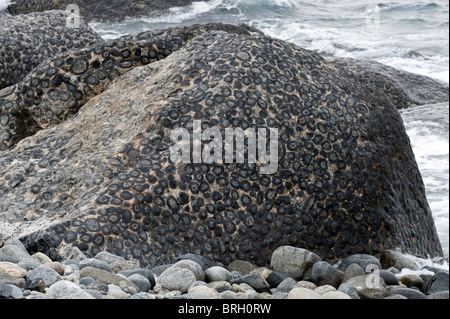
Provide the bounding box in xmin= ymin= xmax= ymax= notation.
xmin=311 ymin=261 xmax=343 ymax=288
xmin=345 ymin=274 xmax=388 ymax=299
xmin=338 ymin=254 xmax=381 ymax=273
xmin=425 ymin=271 xmax=449 ymax=295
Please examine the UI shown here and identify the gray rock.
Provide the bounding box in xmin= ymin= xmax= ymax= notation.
xmin=230 ymin=271 xmax=243 ymax=280
xmin=172 ymin=260 xmax=205 ymax=281
xmin=380 ymin=249 xmax=421 ymax=271
xmin=276 ymin=278 xmax=298 ymax=293
xmin=84 ymin=289 xmax=104 ymax=299
xmin=420 ymin=274 xmax=434 ymax=290
xmin=339 ymin=254 xmax=381 ymax=273
xmin=17 ymin=257 xmax=41 ymax=271
xmin=311 ymin=261 xmax=344 ymax=288
xmin=0 ymin=282 xmax=23 ymax=299
xmin=338 ymin=283 xmax=361 ymax=299
xmin=345 ymin=274 xmax=388 ymax=299
xmin=287 ymin=287 xmax=322 ymax=299
xmin=270 ymin=246 xmax=321 ymax=279
xmin=425 ymin=271 xmax=449 ymax=295
xmin=0 ymin=271 xmax=19 ymax=284
xmin=205 ymin=266 xmax=233 ymax=283
xmin=157 ymin=267 xmax=197 ymax=293
xmin=128 ymin=273 xmax=151 ymax=292
xmin=0 ymin=245 xmax=31 ymax=263
xmin=208 ymin=281 xmax=232 ymax=293
xmin=379 ymin=270 xmax=399 ymax=285
xmin=231 ymin=272 xmax=270 ymax=293
xmin=266 ymin=271 xmax=292 ymax=288
xmin=65 ymin=247 xmax=87 ymax=262
xmin=388 ymin=287 xmax=426 ymax=299
xmin=150 ymin=264 xmax=173 ymax=276
xmin=270 ymin=291 xmax=289 ymax=299
xmin=176 ymin=254 xmax=213 ymax=271
xmin=26 ymin=265 xmax=62 ymax=288
xmin=86 ymin=281 xmax=109 ymax=294
xmin=384 ymin=294 xmax=408 ymax=299
xmin=80 ymin=266 xmax=139 ymax=292
xmin=400 ymin=274 xmax=424 ymax=290
xmin=387 ymin=267 xmax=400 ymax=275
xmin=427 ymin=291 xmax=449 ymax=299
xmin=228 ymin=260 xmax=257 ymax=275
xmin=79 ymin=258 xmax=112 ymax=272
xmin=118 ymin=268 xmax=155 ymax=287
xmin=93 ymin=251 xmax=125 ymax=264
xmin=322 ymin=291 xmax=351 ymax=299
xmin=46 ymin=280 xmax=95 ymax=299
xmin=342 ymin=263 xmax=365 ymax=282
xmin=2 ymin=239 xmax=28 ymax=252
xmin=79 ymin=276 xmax=95 ymax=287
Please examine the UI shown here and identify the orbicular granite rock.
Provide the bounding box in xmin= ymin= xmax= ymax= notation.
xmin=6 ymin=0 xmax=199 ymax=23
xmin=0 ymin=23 xmax=445 ymax=267
xmin=0 ymin=10 xmax=103 ymax=90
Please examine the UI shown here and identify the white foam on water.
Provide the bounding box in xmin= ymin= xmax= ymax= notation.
xmin=0 ymin=0 xmax=12 ymax=12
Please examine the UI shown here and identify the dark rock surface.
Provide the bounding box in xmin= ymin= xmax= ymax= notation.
xmin=6 ymin=0 xmax=199 ymax=23
xmin=0 ymin=21 xmax=445 ymax=267
xmin=0 ymin=10 xmax=103 ymax=90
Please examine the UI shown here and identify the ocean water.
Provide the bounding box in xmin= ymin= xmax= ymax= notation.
xmin=1 ymin=0 xmax=448 ymax=258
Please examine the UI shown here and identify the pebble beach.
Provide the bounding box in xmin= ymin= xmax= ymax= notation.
xmin=1 ymin=238 xmax=448 ymax=300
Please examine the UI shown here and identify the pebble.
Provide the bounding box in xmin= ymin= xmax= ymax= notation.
xmin=338 ymin=254 xmax=382 ymax=273
xmin=379 ymin=270 xmax=399 ymax=285
xmin=26 ymin=265 xmax=62 ymax=288
xmin=128 ymin=273 xmax=151 ymax=292
xmin=344 ymin=274 xmax=388 ymax=299
xmin=322 ymin=291 xmax=351 ymax=299
xmin=277 ymin=277 xmax=298 ymax=293
xmin=425 ymin=271 xmax=449 ymax=294
xmin=171 ymin=260 xmax=205 ymax=281
xmin=0 ymin=282 xmax=24 ymax=299
xmin=311 ymin=261 xmax=343 ymax=288
xmin=315 ymin=285 xmax=336 ymax=295
xmin=270 ymin=246 xmax=321 ymax=279
xmin=228 ymin=260 xmax=257 ymax=275
xmin=342 ymin=263 xmax=365 ymax=283
xmin=80 ymin=266 xmax=139 ymax=292
xmin=205 ymin=266 xmax=232 ymax=283
xmin=400 ymin=274 xmax=424 ymax=290
xmin=46 ymin=280 xmax=95 ymax=299
xmin=79 ymin=258 xmax=112 ymax=272
xmin=157 ymin=267 xmax=196 ymax=293
xmin=266 ymin=271 xmax=291 ymax=287
xmin=0 ymin=244 xmax=447 ymax=299
xmin=388 ymin=287 xmax=427 ymax=299
xmin=0 ymin=262 xmax=27 ymax=279
xmin=31 ymin=252 xmax=53 ymax=264
xmin=231 ymin=272 xmax=270 ymax=292
xmin=208 ymin=281 xmax=232 ymax=293
xmin=288 ymin=287 xmax=322 ymax=299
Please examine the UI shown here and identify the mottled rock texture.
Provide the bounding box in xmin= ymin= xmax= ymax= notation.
xmin=6 ymin=0 xmax=198 ymax=23
xmin=0 ymin=21 xmax=445 ymax=267
xmin=0 ymin=11 xmax=103 ymax=90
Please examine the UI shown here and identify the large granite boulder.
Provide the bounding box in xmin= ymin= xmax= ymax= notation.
xmin=0 ymin=23 xmax=445 ymax=267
